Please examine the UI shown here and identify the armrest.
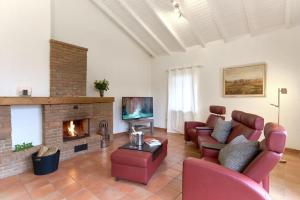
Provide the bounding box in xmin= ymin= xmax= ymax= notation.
xmin=201 ymin=142 xmax=226 ymax=150
xmin=183 ymin=158 xmax=270 ymax=200
xmin=185 ymin=122 xmax=208 ymax=141
xmin=195 ymin=126 xmax=213 ymax=131
xmin=185 ymin=121 xmax=207 ymax=129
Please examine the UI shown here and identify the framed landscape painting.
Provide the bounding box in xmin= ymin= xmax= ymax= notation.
xmin=223 ymin=63 xmax=266 ymax=97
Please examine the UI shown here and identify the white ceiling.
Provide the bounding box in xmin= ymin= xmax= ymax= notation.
xmin=91 ymin=0 xmax=300 ymax=57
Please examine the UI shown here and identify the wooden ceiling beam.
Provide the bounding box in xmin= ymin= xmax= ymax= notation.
xmin=206 ymin=0 xmax=228 ymax=42
xmin=241 ymin=0 xmax=256 ymax=34
xmin=117 ymin=0 xmax=171 ymax=55
xmin=180 ymin=2 xmax=206 ymax=47
xmin=90 ymin=0 xmax=157 ymax=57
xmin=145 ymin=0 xmax=187 ymax=52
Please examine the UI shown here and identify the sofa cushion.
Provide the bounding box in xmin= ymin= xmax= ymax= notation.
xmin=230 ymin=135 xmax=248 ymax=144
xmin=198 ymin=135 xmax=219 ymax=147
xmin=209 ymin=105 xmax=226 ymax=115
xmin=218 ymin=136 xmax=260 ymax=172
xmin=206 ymin=114 xmax=225 ymax=128
xmin=211 ymin=118 xmax=232 ymax=143
xmin=231 ymin=110 xmax=264 ymax=130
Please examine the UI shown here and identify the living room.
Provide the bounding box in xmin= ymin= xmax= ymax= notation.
xmin=0 ymin=0 xmax=299 ymax=200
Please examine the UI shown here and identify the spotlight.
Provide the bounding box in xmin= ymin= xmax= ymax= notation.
xmin=171 ymin=0 xmax=184 ymax=18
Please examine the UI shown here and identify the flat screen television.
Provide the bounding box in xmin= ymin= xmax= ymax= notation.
xmin=122 ymin=97 xmax=153 ymax=120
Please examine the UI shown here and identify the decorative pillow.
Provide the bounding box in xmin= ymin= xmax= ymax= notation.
xmin=230 ymin=135 xmax=248 ymax=145
xmin=218 ymin=136 xmax=260 ymax=172
xmin=211 ymin=118 xmax=232 ymax=143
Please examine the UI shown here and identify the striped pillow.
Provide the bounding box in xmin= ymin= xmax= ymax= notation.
xmin=211 ymin=118 xmax=232 ymax=143
xmin=218 ymin=136 xmax=259 ymax=172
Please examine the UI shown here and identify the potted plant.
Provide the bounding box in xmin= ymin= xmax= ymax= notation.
xmin=94 ymin=79 xmax=109 ymax=97
xmin=14 ymin=142 xmax=33 ymax=152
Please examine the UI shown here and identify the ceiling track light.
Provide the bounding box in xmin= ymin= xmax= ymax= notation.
xmin=171 ymin=0 xmax=184 ymax=18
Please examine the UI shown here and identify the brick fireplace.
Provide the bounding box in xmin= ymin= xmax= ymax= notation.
xmin=0 ymin=98 xmax=114 ymax=178
xmin=0 ymin=40 xmax=114 ymax=178
xmin=43 ymin=101 xmax=113 ymax=160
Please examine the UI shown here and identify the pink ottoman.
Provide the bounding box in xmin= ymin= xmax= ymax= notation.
xmin=111 ymin=137 xmax=168 ymax=184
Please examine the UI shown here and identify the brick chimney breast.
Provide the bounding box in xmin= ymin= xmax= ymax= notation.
xmin=50 ymin=39 xmax=88 ymax=97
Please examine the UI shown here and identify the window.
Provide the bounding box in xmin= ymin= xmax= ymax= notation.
xmin=167 ymin=67 xmax=200 ymax=133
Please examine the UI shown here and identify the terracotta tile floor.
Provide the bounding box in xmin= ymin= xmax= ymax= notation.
xmin=0 ymin=130 xmax=299 ymax=200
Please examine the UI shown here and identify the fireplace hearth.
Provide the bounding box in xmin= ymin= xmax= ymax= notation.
xmin=63 ymin=119 xmax=89 ymax=142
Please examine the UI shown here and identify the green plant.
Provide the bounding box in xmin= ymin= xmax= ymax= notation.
xmin=94 ymin=79 xmax=109 ymax=91
xmin=14 ymin=142 xmax=33 ymax=152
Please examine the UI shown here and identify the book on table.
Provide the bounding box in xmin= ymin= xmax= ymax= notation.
xmin=144 ymin=138 xmax=161 ymax=147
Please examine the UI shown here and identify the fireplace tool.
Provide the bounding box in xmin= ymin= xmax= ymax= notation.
xmin=99 ymin=120 xmax=110 ymax=148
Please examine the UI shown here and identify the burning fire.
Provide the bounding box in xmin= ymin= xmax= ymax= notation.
xmin=68 ymin=121 xmax=77 ymax=137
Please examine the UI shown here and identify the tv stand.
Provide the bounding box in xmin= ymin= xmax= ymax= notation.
xmin=128 ymin=118 xmax=154 ymax=135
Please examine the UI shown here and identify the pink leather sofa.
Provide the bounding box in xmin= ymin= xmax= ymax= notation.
xmin=183 ymin=122 xmax=287 ymax=200
xmin=200 ymin=110 xmax=264 ymax=157
xmin=184 ymin=105 xmax=226 ymax=147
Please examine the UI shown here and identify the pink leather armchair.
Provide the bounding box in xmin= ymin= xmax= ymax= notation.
xmin=183 ymin=123 xmax=287 ymax=200
xmin=200 ymin=110 xmax=264 ymax=158
xmin=184 ymin=105 xmax=226 ymax=146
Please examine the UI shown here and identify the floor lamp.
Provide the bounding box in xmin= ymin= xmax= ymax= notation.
xmin=270 ymin=88 xmax=287 ymax=163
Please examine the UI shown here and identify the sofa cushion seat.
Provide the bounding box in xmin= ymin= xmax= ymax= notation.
xmin=198 ymin=135 xmax=219 ymax=146
xmin=198 ymin=135 xmax=221 ymax=157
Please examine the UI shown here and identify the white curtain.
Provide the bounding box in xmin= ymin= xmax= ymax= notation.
xmin=167 ymin=67 xmax=200 ymax=133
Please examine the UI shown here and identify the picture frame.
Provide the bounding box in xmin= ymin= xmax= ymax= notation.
xmin=223 ymin=63 xmax=266 ymax=97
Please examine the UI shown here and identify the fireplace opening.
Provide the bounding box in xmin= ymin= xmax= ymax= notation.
xmin=63 ymin=119 xmax=89 ymax=142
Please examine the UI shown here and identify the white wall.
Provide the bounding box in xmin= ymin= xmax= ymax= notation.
xmin=152 ymin=27 xmax=300 ymax=150
xmin=52 ymin=0 xmax=152 ymax=133
xmin=0 ymin=0 xmax=51 ymax=96
xmin=0 ymin=0 xmax=50 ymax=147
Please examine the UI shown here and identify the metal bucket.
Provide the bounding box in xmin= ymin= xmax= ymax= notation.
xmin=136 ymin=132 xmax=144 ymax=146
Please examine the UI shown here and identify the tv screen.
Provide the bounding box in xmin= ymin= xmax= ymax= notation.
xmin=122 ymin=97 xmax=153 ymax=120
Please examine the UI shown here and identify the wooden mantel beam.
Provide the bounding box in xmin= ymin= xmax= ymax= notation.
xmin=0 ymin=97 xmax=115 ymax=106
